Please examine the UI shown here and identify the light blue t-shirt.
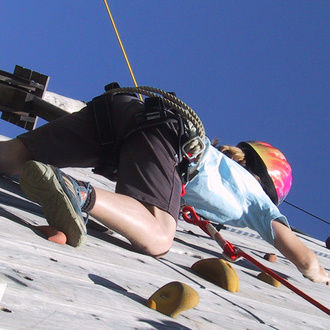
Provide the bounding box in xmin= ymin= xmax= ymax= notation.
xmin=183 ymin=138 xmax=290 ymax=245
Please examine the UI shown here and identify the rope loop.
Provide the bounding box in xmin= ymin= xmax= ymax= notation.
xmin=109 ymin=86 xmax=206 ymax=160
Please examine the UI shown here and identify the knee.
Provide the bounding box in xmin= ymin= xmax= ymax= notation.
xmin=135 ymin=234 xmax=173 ymax=258
xmin=0 ymin=138 xmax=32 ymax=175
xmin=145 ymin=245 xmax=171 ymax=258
xmin=125 ymin=205 xmax=177 ymax=257
xmin=142 ymin=246 xmax=171 ymax=258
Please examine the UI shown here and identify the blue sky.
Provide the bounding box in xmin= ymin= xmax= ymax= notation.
xmin=1 ymin=1 xmax=329 ymax=242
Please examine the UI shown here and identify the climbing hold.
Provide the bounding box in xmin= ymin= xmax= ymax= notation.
xmin=263 ymin=253 xmax=277 ymax=262
xmin=146 ymin=281 xmax=199 ymax=318
xmin=191 ymin=258 xmax=239 ymax=292
xmin=36 ymin=226 xmax=67 ymax=245
xmin=257 ymin=272 xmax=281 ymax=287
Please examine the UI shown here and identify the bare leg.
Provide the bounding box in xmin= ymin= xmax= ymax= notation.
xmin=90 ymin=188 xmax=177 ymax=257
xmin=0 ymin=138 xmax=32 ymax=175
xmin=273 ymin=220 xmax=329 ymax=284
xmin=1 ymin=141 xmax=177 ymax=256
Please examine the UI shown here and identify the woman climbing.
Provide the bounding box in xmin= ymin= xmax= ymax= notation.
xmin=183 ymin=138 xmax=329 ymax=284
xmin=0 ymin=90 xmax=328 ymax=284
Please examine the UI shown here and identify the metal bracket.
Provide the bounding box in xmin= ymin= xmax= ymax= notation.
xmin=0 ymin=65 xmax=49 ymax=130
xmin=181 ymin=136 xmax=206 ymax=161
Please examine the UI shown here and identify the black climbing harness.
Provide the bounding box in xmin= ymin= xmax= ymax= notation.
xmin=89 ymin=82 xmax=206 ymax=184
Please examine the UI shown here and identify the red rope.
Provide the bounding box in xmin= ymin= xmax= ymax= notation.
xmin=237 ymin=249 xmax=330 ymax=315
xmin=181 ymin=205 xmax=330 ymax=315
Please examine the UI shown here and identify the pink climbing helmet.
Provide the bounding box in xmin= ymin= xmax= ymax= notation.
xmin=237 ymin=141 xmax=292 ymax=205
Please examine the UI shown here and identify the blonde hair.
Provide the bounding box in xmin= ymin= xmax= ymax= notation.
xmin=211 ymin=138 xmax=263 ymax=184
xmin=211 ymin=138 xmax=246 ymax=167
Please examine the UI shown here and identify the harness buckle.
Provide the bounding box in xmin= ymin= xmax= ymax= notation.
xmin=135 ymin=96 xmax=168 ymax=126
xmin=181 ymin=136 xmax=206 ymax=161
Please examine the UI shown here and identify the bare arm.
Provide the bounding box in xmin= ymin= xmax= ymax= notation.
xmin=272 ymin=220 xmax=329 ymax=285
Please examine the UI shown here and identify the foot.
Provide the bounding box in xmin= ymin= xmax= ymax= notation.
xmin=20 ymin=161 xmax=89 ymax=247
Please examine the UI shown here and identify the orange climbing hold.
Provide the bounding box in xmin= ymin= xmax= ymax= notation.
xmin=263 ymin=253 xmax=278 ymax=262
xmin=36 ymin=225 xmax=67 ymax=245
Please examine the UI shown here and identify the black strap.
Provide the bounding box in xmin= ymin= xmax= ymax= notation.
xmin=89 ymin=83 xmax=198 ymax=184
xmin=89 ymin=93 xmax=115 ymax=146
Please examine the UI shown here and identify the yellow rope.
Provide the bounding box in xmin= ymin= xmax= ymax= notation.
xmin=102 ymin=1 xmax=206 ymax=160
xmin=103 ymin=0 xmax=143 ymax=101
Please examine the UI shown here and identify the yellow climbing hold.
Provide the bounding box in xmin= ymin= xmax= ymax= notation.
xmin=192 ymin=258 xmax=239 ymax=293
xmin=257 ymin=272 xmax=281 ymax=287
xmin=146 ymin=281 xmax=199 ymax=318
